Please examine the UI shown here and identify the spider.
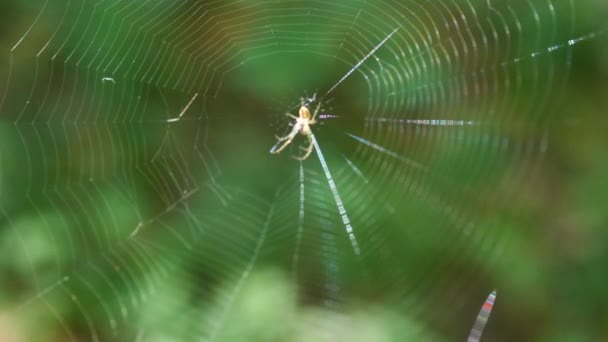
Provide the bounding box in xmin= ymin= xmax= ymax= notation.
xmin=270 ymin=94 xmax=320 ymax=160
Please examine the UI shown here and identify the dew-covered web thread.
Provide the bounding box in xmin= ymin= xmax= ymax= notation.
xmin=0 ymin=0 xmax=602 ymax=340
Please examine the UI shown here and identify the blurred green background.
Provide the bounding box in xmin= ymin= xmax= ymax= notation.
xmin=0 ymin=0 xmax=607 ymax=341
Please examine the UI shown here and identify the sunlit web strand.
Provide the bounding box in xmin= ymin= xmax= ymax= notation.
xmin=343 ymin=156 xmax=369 ymax=184
xmin=292 ymin=161 xmax=305 ymax=279
xmin=15 ymin=275 xmax=70 ymax=311
xmin=311 ymin=133 xmax=361 ymax=256
xmin=381 ymin=29 xmax=602 ymax=100
xmin=346 ymin=132 xmax=429 ymax=172
xmin=129 ymin=187 xmax=200 ymax=238
xmin=167 ymin=92 xmax=198 ymax=123
xmin=468 ymin=289 xmax=497 ymax=342
xmin=205 ymin=204 xmax=274 ymax=342
xmin=10 ymin=0 xmax=49 ymax=51
xmin=318 ymin=114 xmax=340 ymax=120
xmin=323 ymin=26 xmax=400 ymax=98
xmin=366 ymin=118 xmax=479 ymax=126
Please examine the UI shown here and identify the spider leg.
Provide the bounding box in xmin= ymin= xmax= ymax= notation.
xmin=310 ymin=102 xmax=321 ymax=124
xmin=272 ymin=138 xmax=295 ymax=154
xmin=293 ymin=134 xmax=314 ymax=160
xmin=286 ymin=113 xmax=299 ymax=120
xmin=271 ymin=128 xmax=299 ymax=154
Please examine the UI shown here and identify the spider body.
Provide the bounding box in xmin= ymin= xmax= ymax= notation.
xmin=271 ymin=95 xmax=320 ymax=160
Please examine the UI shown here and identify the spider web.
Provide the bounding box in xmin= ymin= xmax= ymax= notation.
xmin=0 ymin=0 xmax=604 ymax=340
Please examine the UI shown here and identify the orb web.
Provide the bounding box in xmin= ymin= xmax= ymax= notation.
xmin=0 ymin=0 xmax=602 ymax=340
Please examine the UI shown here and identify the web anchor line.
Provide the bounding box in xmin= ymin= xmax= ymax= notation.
xmin=311 ymin=133 xmax=361 ymax=255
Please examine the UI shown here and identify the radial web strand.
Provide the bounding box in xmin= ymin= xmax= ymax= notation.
xmin=311 ymin=133 xmax=361 ymax=256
